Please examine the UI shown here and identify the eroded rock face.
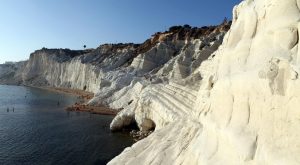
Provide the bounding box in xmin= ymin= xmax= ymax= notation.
xmin=104 ymin=25 xmax=229 ymax=132
xmin=0 ymin=61 xmax=26 ymax=85
xmin=0 ymin=20 xmax=230 ymax=164
xmin=1 ymin=1 xmax=298 ymax=163
xmin=0 ymin=22 xmax=228 ymax=92
xmin=109 ymin=0 xmax=300 ymax=164
xmin=0 ymin=16 xmax=235 ymax=164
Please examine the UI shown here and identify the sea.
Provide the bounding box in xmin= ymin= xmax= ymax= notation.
xmin=0 ymin=85 xmax=133 ymax=165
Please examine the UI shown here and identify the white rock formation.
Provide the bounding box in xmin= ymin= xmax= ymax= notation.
xmin=108 ymin=0 xmax=300 ymax=164
xmin=0 ymin=21 xmax=230 ymax=164
xmin=5 ymin=0 xmax=299 ymax=163
xmin=16 ymin=45 xmax=137 ymax=92
xmin=0 ymin=61 xmax=26 ymax=84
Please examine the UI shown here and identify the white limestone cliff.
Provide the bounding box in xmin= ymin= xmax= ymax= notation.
xmin=0 ymin=61 xmax=26 ymax=84
xmin=2 ymin=0 xmax=299 ymax=163
xmin=0 ymin=22 xmax=230 ymax=165
xmin=108 ymin=0 xmax=300 ymax=164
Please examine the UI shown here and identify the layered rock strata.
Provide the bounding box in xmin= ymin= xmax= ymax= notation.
xmin=4 ymin=0 xmax=299 ymax=163
xmin=109 ymin=0 xmax=300 ymax=164
xmin=0 ymin=22 xmax=230 ymax=164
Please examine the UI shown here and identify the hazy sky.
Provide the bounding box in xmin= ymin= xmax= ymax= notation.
xmin=0 ymin=0 xmax=240 ymax=64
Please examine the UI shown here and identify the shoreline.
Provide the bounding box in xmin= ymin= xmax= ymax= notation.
xmin=65 ymin=104 xmax=119 ymax=116
xmin=33 ymin=86 xmax=94 ymax=99
xmin=31 ymin=86 xmax=119 ymax=116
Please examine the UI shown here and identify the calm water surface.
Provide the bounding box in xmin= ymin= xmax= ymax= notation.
xmin=0 ymin=85 xmax=133 ymax=165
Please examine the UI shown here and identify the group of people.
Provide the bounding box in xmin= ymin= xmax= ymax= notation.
xmin=6 ymin=107 xmax=14 ymax=112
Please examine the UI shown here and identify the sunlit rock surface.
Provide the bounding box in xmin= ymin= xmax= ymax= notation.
xmin=109 ymin=0 xmax=300 ymax=165
xmin=0 ymin=21 xmax=231 ymax=164
xmin=5 ymin=0 xmax=300 ymax=163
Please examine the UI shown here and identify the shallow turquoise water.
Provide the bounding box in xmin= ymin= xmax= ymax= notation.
xmin=0 ymin=85 xmax=133 ymax=165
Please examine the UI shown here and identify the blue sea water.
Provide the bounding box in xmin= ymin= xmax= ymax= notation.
xmin=0 ymin=85 xmax=133 ymax=165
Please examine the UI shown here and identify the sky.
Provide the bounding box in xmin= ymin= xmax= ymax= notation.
xmin=0 ymin=0 xmax=241 ymax=64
